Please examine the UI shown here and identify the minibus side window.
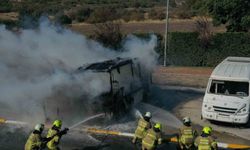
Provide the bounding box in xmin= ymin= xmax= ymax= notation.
xmin=210 ymin=82 xmax=216 ymax=93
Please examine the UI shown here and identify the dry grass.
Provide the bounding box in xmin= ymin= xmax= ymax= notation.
xmin=0 ymin=13 xmax=225 ymax=35
xmin=70 ymin=19 xmax=225 ymax=35
xmin=152 ymin=66 xmax=213 ymax=88
xmin=0 ymin=12 xmax=19 ymax=21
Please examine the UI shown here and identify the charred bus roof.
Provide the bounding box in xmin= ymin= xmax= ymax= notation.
xmin=77 ymin=58 xmax=133 ymax=72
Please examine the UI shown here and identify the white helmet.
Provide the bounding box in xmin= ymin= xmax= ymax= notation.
xmin=34 ymin=123 xmax=44 ymax=132
xmin=183 ymin=117 xmax=191 ymax=124
xmin=144 ymin=112 xmax=152 ymax=118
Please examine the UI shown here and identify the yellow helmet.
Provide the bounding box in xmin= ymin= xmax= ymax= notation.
xmin=53 ymin=120 xmax=62 ymax=128
xmin=202 ymin=126 xmax=212 ymax=134
xmin=154 ymin=123 xmax=162 ymax=130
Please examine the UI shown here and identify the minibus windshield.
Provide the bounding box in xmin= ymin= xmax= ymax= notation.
xmin=209 ymin=80 xmax=249 ymax=97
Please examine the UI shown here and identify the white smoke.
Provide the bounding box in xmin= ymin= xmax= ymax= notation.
xmin=0 ymin=19 xmax=158 ymax=124
xmin=122 ymin=34 xmax=158 ymax=70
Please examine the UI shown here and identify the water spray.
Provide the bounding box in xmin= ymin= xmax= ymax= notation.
xmin=136 ymin=102 xmax=182 ymax=129
xmin=68 ymin=113 xmax=105 ymax=130
xmin=0 ymin=113 xmax=105 ymax=130
xmin=0 ymin=118 xmax=28 ymax=126
xmin=134 ymin=109 xmax=143 ymax=119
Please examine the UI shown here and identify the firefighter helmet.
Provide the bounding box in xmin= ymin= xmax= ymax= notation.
xmin=145 ymin=112 xmax=152 ymax=118
xmin=34 ymin=123 xmax=44 ymax=132
xmin=202 ymin=126 xmax=212 ymax=135
xmin=154 ymin=123 xmax=162 ymax=130
xmin=183 ymin=117 xmax=191 ymax=124
xmin=53 ymin=120 xmax=62 ymax=128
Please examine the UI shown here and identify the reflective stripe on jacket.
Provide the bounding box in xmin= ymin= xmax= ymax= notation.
xmin=179 ymin=126 xmax=196 ymax=145
xmin=134 ymin=118 xmax=151 ymax=139
xmin=47 ymin=128 xmax=60 ymax=150
xmin=195 ymin=136 xmax=217 ymax=150
xmin=25 ymin=132 xmax=42 ymax=150
xmin=142 ymin=128 xmax=162 ymax=150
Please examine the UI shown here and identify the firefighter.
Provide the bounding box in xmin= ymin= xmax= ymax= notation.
xmin=141 ymin=123 xmax=162 ymax=150
xmin=194 ymin=126 xmax=217 ymax=150
xmin=132 ymin=112 xmax=152 ymax=144
xmin=178 ymin=117 xmax=197 ymax=150
xmin=47 ymin=120 xmax=68 ymax=150
xmin=25 ymin=123 xmax=51 ymax=150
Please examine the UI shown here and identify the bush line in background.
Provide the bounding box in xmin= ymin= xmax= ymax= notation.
xmin=134 ymin=32 xmax=250 ymax=67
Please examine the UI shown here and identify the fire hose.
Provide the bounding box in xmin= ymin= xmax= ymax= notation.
xmin=87 ymin=128 xmax=250 ymax=149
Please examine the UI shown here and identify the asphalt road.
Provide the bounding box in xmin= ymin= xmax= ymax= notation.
xmin=0 ymin=85 xmax=250 ymax=149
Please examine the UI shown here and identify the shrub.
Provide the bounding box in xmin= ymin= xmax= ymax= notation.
xmin=0 ymin=0 xmax=13 ymax=13
xmin=86 ymin=7 xmax=117 ymax=23
xmin=166 ymin=32 xmax=250 ymax=66
xmin=206 ymin=32 xmax=250 ymax=66
xmin=0 ymin=19 xmax=18 ymax=29
xmin=56 ymin=13 xmax=72 ymax=24
xmin=148 ymin=8 xmax=166 ymax=20
xmin=137 ymin=32 xmax=250 ymax=67
xmin=93 ymin=21 xmax=123 ymax=50
xmin=75 ymin=7 xmax=92 ymax=22
xmin=167 ymin=32 xmax=206 ymax=66
xmin=195 ymin=16 xmax=212 ymax=48
xmin=120 ymin=9 xmax=145 ymax=22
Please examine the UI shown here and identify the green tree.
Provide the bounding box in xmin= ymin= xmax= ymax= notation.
xmin=207 ymin=0 xmax=250 ymax=32
xmin=0 ymin=0 xmax=13 ymax=13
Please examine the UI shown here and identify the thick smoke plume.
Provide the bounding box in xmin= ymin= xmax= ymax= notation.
xmin=0 ymin=19 xmax=158 ymax=125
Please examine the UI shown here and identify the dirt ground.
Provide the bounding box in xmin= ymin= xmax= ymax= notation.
xmin=152 ymin=66 xmax=213 ymax=88
xmin=0 ymin=12 xmax=19 ymax=21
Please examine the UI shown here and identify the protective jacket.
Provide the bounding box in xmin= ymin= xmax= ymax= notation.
xmin=194 ymin=134 xmax=217 ymax=150
xmin=134 ymin=118 xmax=151 ymax=139
xmin=179 ymin=125 xmax=197 ymax=149
xmin=47 ymin=127 xmax=61 ymax=150
xmin=142 ymin=128 xmax=162 ymax=150
xmin=25 ymin=131 xmax=43 ymax=150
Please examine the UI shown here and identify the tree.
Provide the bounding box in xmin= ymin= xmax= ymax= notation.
xmin=195 ymin=16 xmax=213 ymax=66
xmin=57 ymin=14 xmax=72 ymax=24
xmin=0 ymin=0 xmax=13 ymax=13
xmin=75 ymin=7 xmax=92 ymax=22
xmin=93 ymin=21 xmax=123 ymax=50
xmin=207 ymin=0 xmax=250 ymax=32
xmin=195 ymin=16 xmax=212 ymax=48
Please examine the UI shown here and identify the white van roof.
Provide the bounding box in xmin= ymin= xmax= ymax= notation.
xmin=211 ymin=57 xmax=250 ymax=81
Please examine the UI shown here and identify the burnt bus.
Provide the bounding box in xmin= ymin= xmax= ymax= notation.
xmin=43 ymin=57 xmax=149 ymax=122
xmin=76 ymin=57 xmax=148 ymax=117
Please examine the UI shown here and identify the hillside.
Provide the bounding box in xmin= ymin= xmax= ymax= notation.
xmin=0 ymin=0 xmax=207 ymax=28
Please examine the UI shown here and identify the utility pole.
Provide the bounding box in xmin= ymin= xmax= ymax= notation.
xmin=164 ymin=0 xmax=170 ymax=67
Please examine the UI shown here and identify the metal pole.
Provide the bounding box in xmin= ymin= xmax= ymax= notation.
xmin=164 ymin=0 xmax=169 ymax=66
